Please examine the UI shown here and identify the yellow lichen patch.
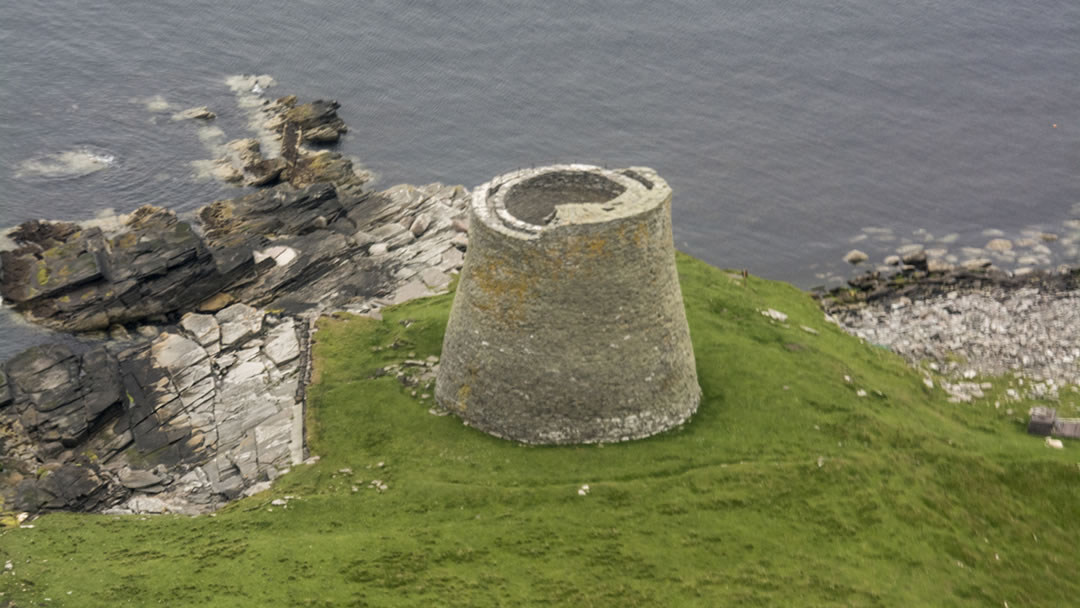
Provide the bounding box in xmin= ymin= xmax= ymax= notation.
xmin=111 ymin=231 xmax=137 ymax=249
xmin=454 ymin=384 xmax=471 ymax=412
xmin=36 ymin=263 xmax=49 ymax=286
xmin=0 ymin=512 xmax=23 ymax=528
xmin=629 ymin=219 xmax=651 ymax=249
xmin=213 ymin=202 xmax=235 ymax=220
xmin=467 ymin=257 xmax=535 ymax=325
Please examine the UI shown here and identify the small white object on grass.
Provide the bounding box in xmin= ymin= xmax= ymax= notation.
xmin=760 ymin=308 xmax=788 ymax=322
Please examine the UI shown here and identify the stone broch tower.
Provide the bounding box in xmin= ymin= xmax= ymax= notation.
xmin=436 ymin=164 xmax=701 ymax=444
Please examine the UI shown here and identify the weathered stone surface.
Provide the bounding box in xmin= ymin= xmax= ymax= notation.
xmin=280 ymin=100 xmax=348 ymax=143
xmin=14 ymin=464 xmax=117 ymax=512
xmin=410 ymin=213 xmax=432 ymax=237
xmin=2 ymin=344 xmax=122 ymax=450
xmin=131 ymin=496 xmax=170 ymax=512
xmin=901 ymin=250 xmax=928 ymax=271
xmin=80 ymin=347 xmax=123 ymax=418
xmin=1028 ymin=406 xmax=1057 ymax=436
xmin=263 ymin=318 xmax=300 ymax=365
xmin=119 ymin=468 xmax=164 ymax=490
xmin=440 ymin=247 xmax=464 ymax=271
xmin=419 ymin=267 xmax=451 ymax=289
xmin=197 ymin=292 xmax=235 ymax=313
xmin=180 ymin=312 xmax=221 ymax=348
xmin=152 ymin=332 xmax=208 ymax=373
xmin=0 ymin=228 xmax=105 ymax=304
xmin=216 ymin=303 xmax=263 ymax=347
xmin=0 ymin=369 xmax=11 ymax=407
xmin=5 ymin=344 xmax=80 ymax=412
xmin=1 ymin=304 xmax=313 ymax=514
xmin=391 ymin=280 xmax=432 ymax=305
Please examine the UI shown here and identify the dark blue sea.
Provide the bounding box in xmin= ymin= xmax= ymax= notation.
xmin=2 ymin=0 xmax=1079 ymax=358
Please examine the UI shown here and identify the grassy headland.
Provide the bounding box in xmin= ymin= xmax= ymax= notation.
xmin=1 ymin=253 xmax=1078 ymax=606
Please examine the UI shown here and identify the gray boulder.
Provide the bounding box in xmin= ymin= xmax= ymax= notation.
xmin=216 ymin=303 xmax=263 ymax=347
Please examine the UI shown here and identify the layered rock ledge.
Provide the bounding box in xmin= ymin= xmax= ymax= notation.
xmin=0 ymin=94 xmax=470 ymax=514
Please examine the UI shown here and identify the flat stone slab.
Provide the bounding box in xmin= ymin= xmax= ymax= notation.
xmin=216 ymin=303 xmax=264 ymax=347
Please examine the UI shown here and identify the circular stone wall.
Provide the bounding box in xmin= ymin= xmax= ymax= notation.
xmin=435 ymin=164 xmax=701 ymax=444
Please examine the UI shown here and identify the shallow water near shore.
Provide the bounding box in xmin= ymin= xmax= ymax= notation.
xmin=1 ymin=0 xmax=1079 ymax=358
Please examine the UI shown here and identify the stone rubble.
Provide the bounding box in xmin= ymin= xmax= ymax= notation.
xmin=827 ymin=284 xmax=1080 ymax=400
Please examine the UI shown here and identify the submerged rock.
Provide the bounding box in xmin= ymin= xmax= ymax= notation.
xmin=172 ymin=106 xmax=216 ymax=121
xmin=843 ymin=249 xmax=868 ymax=265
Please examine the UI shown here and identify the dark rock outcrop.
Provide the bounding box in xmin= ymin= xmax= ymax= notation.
xmin=0 ymin=207 xmax=252 ymax=331
xmin=14 ymin=463 xmax=122 ymax=512
xmin=274 ymin=99 xmax=348 ymax=144
xmin=816 ymin=262 xmax=1080 ymax=313
xmin=1 ymin=171 xmax=469 ymax=332
xmin=1 ymin=343 xmax=127 ymax=511
xmin=0 ymin=368 xmax=11 ymax=407
xmin=4 ymin=344 xmax=122 ymax=451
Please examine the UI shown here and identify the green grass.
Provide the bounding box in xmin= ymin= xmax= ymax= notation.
xmin=2 ymin=253 xmax=1079 ymax=607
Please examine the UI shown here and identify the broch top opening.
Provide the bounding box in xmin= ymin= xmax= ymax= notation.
xmin=503 ymin=170 xmax=626 ymax=225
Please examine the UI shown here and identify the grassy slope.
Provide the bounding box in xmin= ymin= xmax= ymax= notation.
xmin=1 ymin=253 xmax=1078 ymax=607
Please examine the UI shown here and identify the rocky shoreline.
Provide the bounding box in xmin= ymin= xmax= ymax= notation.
xmin=1 ymin=90 xmax=471 ymax=515
xmin=818 ymin=259 xmax=1080 ymax=403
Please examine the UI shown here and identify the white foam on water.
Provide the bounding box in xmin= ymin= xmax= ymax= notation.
xmin=224 ymin=74 xmax=281 ymax=158
xmin=190 ymin=158 xmax=228 ymax=182
xmin=0 ymin=229 xmax=16 ymax=251
xmin=134 ymin=94 xmax=173 ymax=113
xmin=196 ymin=125 xmax=227 ymax=157
xmin=14 ymin=148 xmax=117 ymax=179
xmin=79 ymin=208 xmax=133 ymax=237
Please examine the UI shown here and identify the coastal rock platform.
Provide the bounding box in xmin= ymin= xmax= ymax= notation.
xmin=0 ymin=92 xmax=471 ymax=514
